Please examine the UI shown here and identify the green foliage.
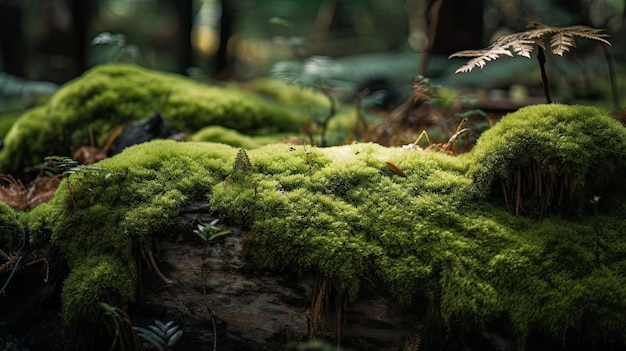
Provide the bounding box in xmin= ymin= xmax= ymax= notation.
xmin=39 ymin=155 xmax=106 ymax=176
xmin=0 ymin=64 xmax=304 ymax=173
xmin=91 ymin=32 xmax=143 ymax=64
xmin=134 ymin=320 xmax=183 ymax=351
xmin=193 ymin=219 xmax=231 ymax=243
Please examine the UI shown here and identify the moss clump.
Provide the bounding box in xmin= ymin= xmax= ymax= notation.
xmin=22 ymin=140 xmax=235 ymax=347
xmin=469 ymin=104 xmax=626 ymax=217
xmin=61 ymin=254 xmax=135 ymax=343
xmin=0 ymin=64 xmax=304 ymax=173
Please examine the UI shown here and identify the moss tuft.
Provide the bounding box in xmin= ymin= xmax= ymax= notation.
xmin=61 ymin=254 xmax=135 ymax=346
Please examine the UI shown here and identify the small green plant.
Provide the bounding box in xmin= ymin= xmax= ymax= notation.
xmin=193 ymin=218 xmax=230 ymax=351
xmin=133 ymin=320 xmax=183 ymax=351
xmin=38 ymin=156 xmax=106 ymax=176
xmin=91 ymin=32 xmax=143 ymax=64
xmin=231 ymin=148 xmax=252 ymax=176
xmin=193 ymin=219 xmax=231 ymax=243
xmin=449 ymin=22 xmax=611 ymax=103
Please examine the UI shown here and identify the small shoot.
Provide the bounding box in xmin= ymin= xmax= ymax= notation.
xmin=194 ymin=219 xmax=231 ymax=243
xmin=39 ymin=156 xmax=106 ymax=176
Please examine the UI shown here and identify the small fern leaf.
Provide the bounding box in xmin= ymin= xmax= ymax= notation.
xmin=147 ymin=324 xmax=167 ymax=338
xmin=565 ymin=25 xmax=611 ymax=44
xmin=550 ymin=31 xmax=576 ymax=56
xmin=167 ymin=329 xmax=184 ymax=347
xmin=165 ymin=325 xmax=180 ymax=338
xmin=508 ymin=37 xmax=536 ymax=58
xmin=553 ymin=25 xmax=610 ymax=55
xmin=450 ymin=47 xmax=513 ymax=73
xmin=134 ymin=327 xmax=166 ymax=351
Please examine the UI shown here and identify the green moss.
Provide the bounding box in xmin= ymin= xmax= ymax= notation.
xmin=21 ymin=103 xmax=626 ymax=349
xmin=469 ymin=104 xmax=626 ymax=216
xmin=0 ymin=113 xmax=20 ymax=139
xmin=0 ymin=64 xmax=304 ymax=173
xmin=22 ymin=140 xmax=235 ymax=344
xmin=0 ymin=201 xmax=20 ymax=249
xmin=61 ymin=254 xmax=135 ymax=341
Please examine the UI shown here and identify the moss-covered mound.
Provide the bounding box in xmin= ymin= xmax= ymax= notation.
xmin=469 ymin=104 xmax=626 ymax=217
xmin=22 ymin=141 xmax=234 ymax=343
xmin=15 ymin=102 xmax=626 ymax=349
xmin=0 ymin=64 xmax=306 ymax=173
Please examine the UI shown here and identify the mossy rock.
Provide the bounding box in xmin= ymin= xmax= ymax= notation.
xmin=0 ymin=64 xmax=306 ymax=173
xmin=469 ymin=104 xmax=626 ymax=217
xmin=16 ymin=104 xmax=626 ymax=349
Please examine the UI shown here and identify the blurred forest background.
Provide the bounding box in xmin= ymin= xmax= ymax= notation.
xmin=1 ymin=0 xmax=625 ymax=112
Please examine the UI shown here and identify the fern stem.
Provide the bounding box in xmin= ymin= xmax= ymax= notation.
xmin=602 ymin=45 xmax=620 ymax=110
xmin=537 ymin=47 xmax=552 ymax=103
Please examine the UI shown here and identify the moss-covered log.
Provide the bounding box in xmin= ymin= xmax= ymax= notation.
xmin=3 ymin=70 xmax=626 ymax=351
xmin=10 ymin=100 xmax=626 ymax=349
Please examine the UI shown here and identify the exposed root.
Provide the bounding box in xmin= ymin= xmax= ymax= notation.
xmin=144 ymin=249 xmax=173 ymax=285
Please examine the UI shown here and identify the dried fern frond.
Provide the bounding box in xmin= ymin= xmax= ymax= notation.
xmin=548 ymin=25 xmax=610 ymax=55
xmin=449 ymin=33 xmax=539 ymax=73
xmin=449 ymin=22 xmax=611 ymax=73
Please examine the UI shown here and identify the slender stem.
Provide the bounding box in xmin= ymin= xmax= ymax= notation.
xmin=602 ymin=45 xmax=620 ymax=110
xmin=0 ymin=256 xmax=23 ymax=295
xmin=537 ymin=47 xmax=552 ymax=103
